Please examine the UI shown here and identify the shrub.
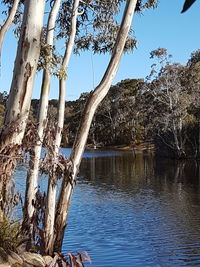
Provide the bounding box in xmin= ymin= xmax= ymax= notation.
xmin=0 ymin=217 xmax=24 ymax=252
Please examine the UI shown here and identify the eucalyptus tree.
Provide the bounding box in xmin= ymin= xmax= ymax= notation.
xmin=0 ymin=0 xmax=20 ymax=60
xmin=42 ymin=0 xmax=80 ymax=255
xmin=111 ymin=80 xmax=143 ymax=145
xmin=143 ymin=49 xmax=191 ymax=158
xmin=42 ymin=0 xmax=136 ymax=254
xmin=54 ymin=0 xmax=158 ymax=252
xmin=0 ymin=0 xmax=46 ymax=220
xmin=22 ymin=0 xmax=132 ymax=254
xmin=23 ymin=0 xmax=62 ymax=237
xmin=0 ymin=0 xmax=45 ymax=147
xmin=0 ymin=0 xmax=158 ymax=254
xmin=185 ymin=50 xmax=200 ymax=157
xmin=40 ymin=0 xmax=138 ymax=254
xmin=89 ymin=79 xmax=142 ymax=145
xmin=18 ymin=0 xmax=136 ymax=254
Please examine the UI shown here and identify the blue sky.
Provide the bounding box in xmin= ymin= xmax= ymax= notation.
xmin=1 ymin=0 xmax=200 ymax=100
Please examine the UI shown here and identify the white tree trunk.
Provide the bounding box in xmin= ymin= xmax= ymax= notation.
xmin=44 ymin=0 xmax=80 ymax=254
xmin=1 ymin=0 xmax=45 ymax=146
xmin=0 ymin=0 xmax=45 ymax=221
xmin=42 ymin=79 xmax=65 ymax=255
xmin=0 ymin=0 xmax=20 ymax=60
xmin=23 ymin=0 xmax=61 ymax=235
xmin=54 ymin=0 xmax=137 ymax=252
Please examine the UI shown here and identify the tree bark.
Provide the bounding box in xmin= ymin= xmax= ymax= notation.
xmin=0 ymin=0 xmax=20 ymax=61
xmin=44 ymin=0 xmax=81 ymax=255
xmin=23 ymin=0 xmax=61 ymax=238
xmin=42 ymin=79 xmax=66 ymax=255
xmin=1 ymin=0 xmax=46 ymax=147
xmin=54 ymin=0 xmax=137 ymax=252
xmin=0 ymin=0 xmax=45 ymax=221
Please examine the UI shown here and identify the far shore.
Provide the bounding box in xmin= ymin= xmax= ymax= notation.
xmin=84 ymin=142 xmax=155 ymax=152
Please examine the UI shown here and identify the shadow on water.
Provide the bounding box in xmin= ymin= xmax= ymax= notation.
xmin=14 ymin=150 xmax=200 ymax=266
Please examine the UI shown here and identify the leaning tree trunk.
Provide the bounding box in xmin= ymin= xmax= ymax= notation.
xmin=0 ymin=0 xmax=20 ymax=62
xmin=43 ymin=0 xmax=81 ymax=255
xmin=0 ymin=0 xmax=45 ymax=221
xmin=54 ymin=0 xmax=137 ymax=252
xmin=23 ymin=0 xmax=61 ymax=238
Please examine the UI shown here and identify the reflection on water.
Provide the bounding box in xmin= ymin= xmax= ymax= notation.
xmin=14 ymin=150 xmax=200 ymax=266
xmin=61 ymin=151 xmax=200 ymax=266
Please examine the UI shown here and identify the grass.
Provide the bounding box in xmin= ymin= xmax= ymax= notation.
xmin=0 ymin=217 xmax=24 ymax=252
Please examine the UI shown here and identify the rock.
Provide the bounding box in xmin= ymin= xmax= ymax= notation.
xmin=16 ymin=243 xmax=27 ymax=255
xmin=43 ymin=255 xmax=53 ymax=265
xmin=0 ymin=264 xmax=11 ymax=267
xmin=0 ymin=247 xmax=8 ymax=262
xmin=22 ymin=263 xmax=34 ymax=267
xmin=11 ymin=264 xmax=22 ymax=267
xmin=22 ymin=263 xmax=35 ymax=267
xmin=7 ymin=251 xmax=23 ymax=265
xmin=0 ymin=247 xmax=10 ymax=266
xmin=20 ymin=252 xmax=45 ymax=267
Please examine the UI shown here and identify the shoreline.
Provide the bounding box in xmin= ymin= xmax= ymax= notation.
xmin=85 ymin=142 xmax=155 ymax=152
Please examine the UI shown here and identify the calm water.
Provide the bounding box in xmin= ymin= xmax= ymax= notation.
xmin=15 ymin=149 xmax=200 ymax=266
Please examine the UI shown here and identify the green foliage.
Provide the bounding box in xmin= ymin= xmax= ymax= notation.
xmin=29 ymin=45 xmax=200 ymax=159
xmin=150 ymin=47 xmax=167 ymax=60
xmin=136 ymin=0 xmax=158 ymax=12
xmin=0 ymin=217 xmax=24 ymax=252
xmin=56 ymin=0 xmax=158 ymax=55
xmin=55 ymin=67 xmax=67 ymax=80
xmin=37 ymin=41 xmax=62 ymax=75
xmin=187 ymin=49 xmax=200 ymax=67
xmin=140 ymin=48 xmax=200 ymax=158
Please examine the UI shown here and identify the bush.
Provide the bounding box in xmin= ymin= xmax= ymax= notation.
xmin=0 ymin=217 xmax=24 ymax=252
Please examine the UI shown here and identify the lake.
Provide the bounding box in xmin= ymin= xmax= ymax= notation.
xmin=15 ymin=149 xmax=200 ymax=266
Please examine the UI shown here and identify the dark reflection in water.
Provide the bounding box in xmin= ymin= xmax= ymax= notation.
xmin=61 ymin=151 xmax=200 ymax=267
xmin=13 ymin=150 xmax=200 ymax=266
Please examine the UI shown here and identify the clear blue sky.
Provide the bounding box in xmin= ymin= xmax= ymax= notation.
xmin=1 ymin=0 xmax=200 ymax=100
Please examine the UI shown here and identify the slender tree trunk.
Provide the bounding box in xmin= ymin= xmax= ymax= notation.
xmin=172 ymin=120 xmax=180 ymax=157
xmin=23 ymin=0 xmax=61 ymax=234
xmin=54 ymin=0 xmax=137 ymax=252
xmin=42 ymin=79 xmax=66 ymax=255
xmin=0 ymin=0 xmax=20 ymax=61
xmin=43 ymin=0 xmax=80 ymax=255
xmin=0 ymin=0 xmax=45 ymax=220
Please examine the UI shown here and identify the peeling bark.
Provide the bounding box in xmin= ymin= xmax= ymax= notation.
xmin=2 ymin=0 xmax=46 ymax=146
xmin=54 ymin=0 xmax=137 ymax=252
xmin=0 ymin=0 xmax=46 ymax=220
xmin=44 ymin=0 xmax=80 ymax=254
xmin=23 ymin=0 xmax=61 ymax=254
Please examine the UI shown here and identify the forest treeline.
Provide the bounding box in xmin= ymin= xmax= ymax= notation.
xmin=1 ymin=48 xmax=200 ymax=159
xmin=35 ymin=48 xmax=200 ymax=159
xmin=0 ymin=48 xmax=200 ymax=158
xmin=0 ymin=0 xmax=196 ymax=261
xmin=31 ymin=48 xmax=200 ymax=159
